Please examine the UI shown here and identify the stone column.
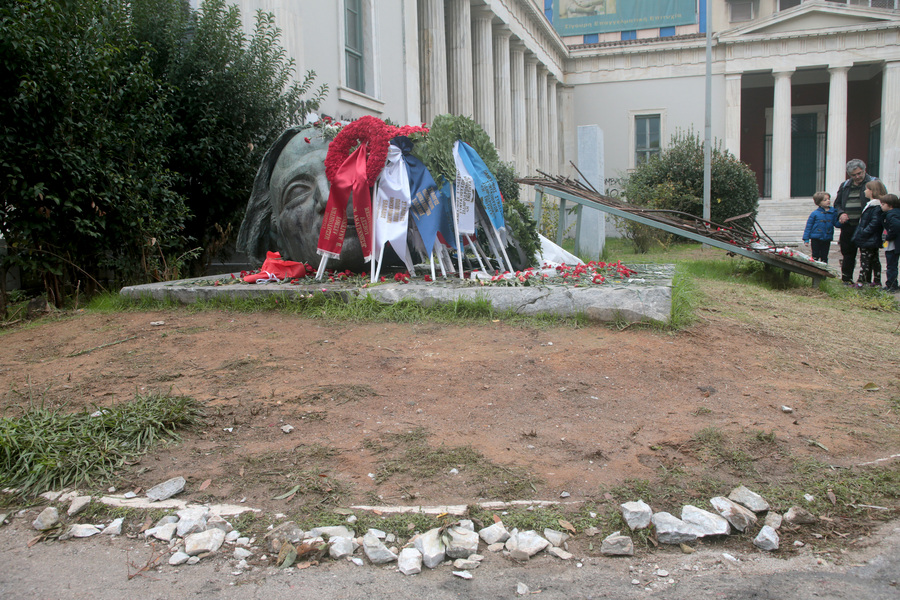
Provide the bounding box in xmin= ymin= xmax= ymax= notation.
xmin=559 ymin=85 xmax=575 ymax=178
xmin=724 ymin=73 xmax=742 ymax=159
xmin=445 ymin=0 xmax=473 ymax=117
xmin=882 ymin=61 xmax=900 ymax=195
xmin=825 ymin=65 xmax=850 ymax=196
xmin=493 ymin=27 xmax=513 ymax=162
xmin=771 ymin=69 xmax=794 ymax=201
xmin=548 ymin=76 xmax=560 ymax=174
xmin=418 ymin=0 xmax=448 ymax=122
xmin=525 ymin=54 xmax=539 ymax=176
xmin=537 ymin=66 xmax=549 ymax=173
xmin=510 ymin=41 xmax=527 ymax=176
xmin=471 ymin=8 xmax=495 ymax=140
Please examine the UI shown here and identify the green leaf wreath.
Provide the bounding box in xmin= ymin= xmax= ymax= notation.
xmin=413 ymin=115 xmax=540 ymax=269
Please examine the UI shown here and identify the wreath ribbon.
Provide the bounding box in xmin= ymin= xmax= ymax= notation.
xmin=317 ymin=143 xmax=374 ymax=261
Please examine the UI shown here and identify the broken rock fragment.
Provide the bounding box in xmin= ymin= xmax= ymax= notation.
xmin=146 ymin=477 xmax=186 ymax=501
xmin=651 ymin=512 xmax=699 ymax=545
xmin=710 ymin=496 xmax=758 ymax=532
xmin=620 ymin=500 xmax=652 ymax=530
xmin=600 ymin=531 xmax=634 ymax=556
xmin=728 ymin=485 xmax=770 ymax=513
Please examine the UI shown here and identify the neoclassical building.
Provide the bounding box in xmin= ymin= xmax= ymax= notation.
xmin=216 ymin=0 xmax=900 ymax=242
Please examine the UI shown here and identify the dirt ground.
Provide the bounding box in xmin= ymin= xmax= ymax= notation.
xmin=1 ymin=261 xmax=898 ymax=520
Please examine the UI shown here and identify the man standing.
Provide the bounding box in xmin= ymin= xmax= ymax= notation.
xmin=834 ymin=159 xmax=876 ymax=283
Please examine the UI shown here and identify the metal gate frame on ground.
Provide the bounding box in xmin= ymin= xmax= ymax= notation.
xmin=520 ymin=176 xmax=833 ymax=287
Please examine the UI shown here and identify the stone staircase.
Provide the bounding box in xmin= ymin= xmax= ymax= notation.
xmin=754 ymin=198 xmax=817 ymax=245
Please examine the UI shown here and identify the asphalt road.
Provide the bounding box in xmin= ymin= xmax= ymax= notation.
xmin=1 ymin=517 xmax=898 ymax=600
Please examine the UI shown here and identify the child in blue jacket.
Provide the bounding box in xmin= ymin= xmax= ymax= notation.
xmin=802 ymin=191 xmax=838 ymax=263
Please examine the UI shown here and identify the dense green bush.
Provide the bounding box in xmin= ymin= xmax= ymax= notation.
xmin=0 ymin=0 xmax=188 ymax=305
xmin=132 ymin=0 xmax=326 ymax=272
xmin=622 ymin=130 xmax=759 ymax=252
xmin=0 ymin=0 xmax=325 ymax=310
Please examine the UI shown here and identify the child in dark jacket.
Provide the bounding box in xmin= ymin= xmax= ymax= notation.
xmin=881 ymin=194 xmax=900 ymax=293
xmin=851 ymin=180 xmax=887 ymax=287
xmin=802 ymin=191 xmax=838 ymax=263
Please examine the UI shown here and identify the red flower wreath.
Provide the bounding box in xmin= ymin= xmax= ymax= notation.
xmin=325 ymin=115 xmax=399 ymax=187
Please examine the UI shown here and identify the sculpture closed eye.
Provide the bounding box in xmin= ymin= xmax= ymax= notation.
xmin=237 ymin=126 xmax=366 ymax=271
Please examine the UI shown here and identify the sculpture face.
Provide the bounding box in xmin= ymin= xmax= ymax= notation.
xmin=238 ymin=127 xmax=365 ymax=271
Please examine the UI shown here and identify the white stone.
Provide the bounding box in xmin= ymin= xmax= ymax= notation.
xmin=155 ymin=515 xmax=178 ymax=527
xmin=547 ymin=546 xmax=573 ymax=560
xmin=146 ymin=477 xmax=186 ymax=501
xmin=517 ymin=582 xmax=530 ymax=595
xmin=478 ymin=521 xmax=510 ymax=545
xmin=367 ymin=528 xmax=387 ymax=539
xmin=487 ymin=542 xmax=505 ymax=552
xmin=398 ymin=547 xmax=423 ymax=575
xmin=363 ymin=532 xmax=397 ymax=564
xmin=414 ymin=528 xmax=446 ymax=568
xmin=169 ymin=551 xmax=190 ymax=566
xmin=453 ymin=558 xmax=481 ymax=569
xmin=68 ymin=524 xmax=101 ymax=538
xmin=765 ymin=512 xmax=783 ymax=530
xmin=710 ymin=497 xmax=758 ymax=532
xmin=187 ymin=556 xmax=201 ymax=565
xmin=600 ymin=531 xmax=634 ymax=556
xmin=206 ymin=515 xmax=232 ymax=533
xmin=458 ymin=519 xmax=475 ymax=531
xmin=234 ymin=547 xmax=252 ymax=560
xmin=175 ymin=507 xmax=209 ymax=537
xmin=39 ymin=491 xmax=62 ymax=502
xmin=543 ymin=528 xmax=569 ymax=547
xmin=728 ymin=486 xmax=770 ymax=513
xmin=350 ymin=557 xmax=364 ymax=566
xmin=58 ymin=491 xmax=79 ymax=503
xmin=67 ymin=496 xmax=91 ymax=517
xmin=225 ymin=530 xmax=241 ymax=542
xmin=681 ymin=505 xmax=731 ymax=536
xmin=33 ymin=507 xmax=59 ymax=531
xmin=102 ymin=517 xmax=124 ymax=536
xmin=620 ymin=500 xmax=652 ymax=530
xmin=784 ymin=506 xmax=817 ymax=525
xmin=505 ymin=530 xmax=550 ymax=559
xmin=452 ymin=570 xmax=473 ymax=579
xmin=651 ymin=512 xmax=699 ymax=544
xmin=754 ymin=525 xmax=780 ymax=551
xmin=235 ymin=536 xmax=251 ymax=546
xmin=310 ymin=525 xmax=355 ymax=540
xmin=147 ymin=522 xmax=178 ymax=542
xmin=445 ymin=525 xmax=480 ymax=559
xmin=328 ymin=536 xmax=357 ymax=560
xmin=184 ymin=528 xmax=226 ymax=556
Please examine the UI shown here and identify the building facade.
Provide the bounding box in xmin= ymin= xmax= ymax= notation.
xmin=216 ymin=0 xmax=900 ymax=242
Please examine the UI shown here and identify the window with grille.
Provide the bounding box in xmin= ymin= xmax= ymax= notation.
xmin=635 ymin=115 xmax=661 ymax=166
xmin=730 ymin=1 xmax=755 ymax=21
xmin=345 ymin=0 xmax=364 ymax=93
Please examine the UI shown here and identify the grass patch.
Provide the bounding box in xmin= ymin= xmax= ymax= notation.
xmin=292 ymin=384 xmax=378 ymax=406
xmin=688 ymin=427 xmax=757 ymax=475
xmin=0 ymin=391 xmax=203 ymax=495
xmin=370 ymin=427 xmax=541 ymax=500
xmin=669 ymin=265 xmax=699 ymax=329
xmin=90 ymin=291 xmax=588 ymax=328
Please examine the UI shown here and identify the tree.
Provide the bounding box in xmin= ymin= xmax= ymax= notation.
xmin=0 ymin=0 xmax=188 ymax=307
xmin=132 ymin=0 xmax=327 ymax=273
xmin=622 ymin=130 xmax=759 ymax=252
xmin=0 ymin=0 xmax=326 ymax=311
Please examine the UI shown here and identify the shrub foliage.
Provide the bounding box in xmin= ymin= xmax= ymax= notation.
xmin=622 ymin=130 xmax=759 ymax=252
xmin=0 ymin=0 xmax=324 ymax=308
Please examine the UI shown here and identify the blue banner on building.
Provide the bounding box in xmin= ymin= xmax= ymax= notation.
xmin=552 ymin=0 xmax=696 ymax=36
